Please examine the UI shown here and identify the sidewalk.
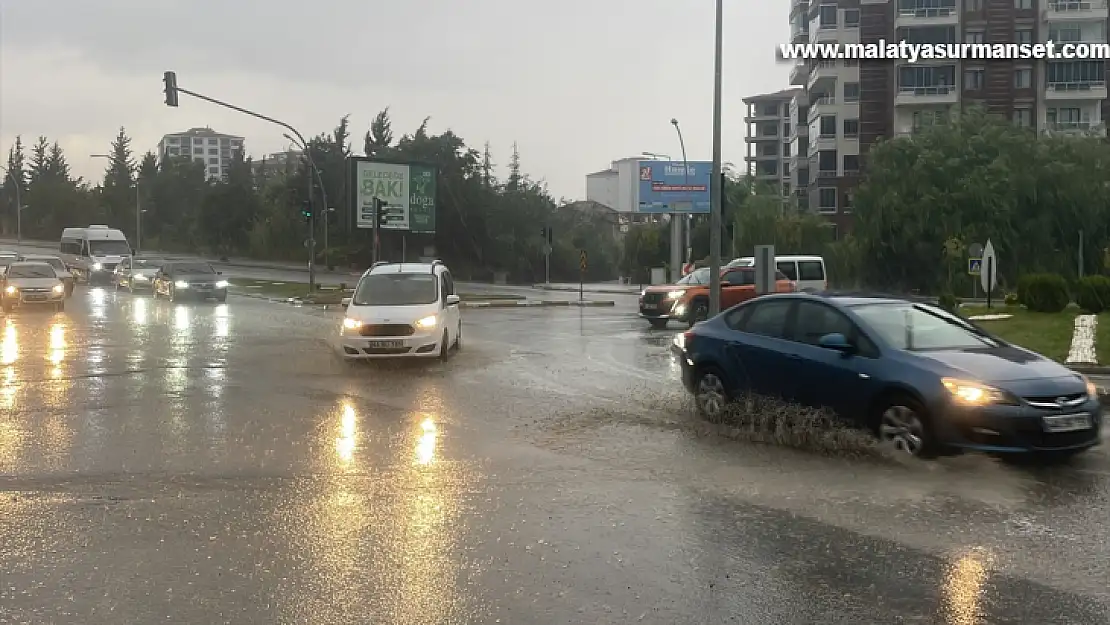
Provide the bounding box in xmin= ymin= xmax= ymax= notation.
xmin=531 ymin=282 xmax=643 ymax=295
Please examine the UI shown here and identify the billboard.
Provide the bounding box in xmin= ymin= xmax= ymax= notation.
xmin=637 ymin=160 xmax=710 ymax=213
xmin=351 ymin=158 xmax=437 ymax=232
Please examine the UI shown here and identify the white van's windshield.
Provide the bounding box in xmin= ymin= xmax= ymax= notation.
xmin=354 ymin=274 xmax=438 ymax=306
xmin=89 ymin=240 xmax=131 ymax=255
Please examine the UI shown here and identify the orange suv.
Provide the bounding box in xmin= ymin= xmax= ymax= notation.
xmin=639 ymin=266 xmax=794 ymax=328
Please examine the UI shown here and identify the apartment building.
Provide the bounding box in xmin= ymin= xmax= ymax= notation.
xmin=779 ymin=0 xmax=1108 ymax=238
xmin=742 ymin=88 xmax=802 ymax=200
xmin=157 ymin=127 xmax=245 ymax=181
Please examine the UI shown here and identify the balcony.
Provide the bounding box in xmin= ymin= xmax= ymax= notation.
xmin=1045 ymin=0 xmax=1109 ymax=20
xmin=807 ymin=95 xmax=835 ymax=123
xmin=895 ymin=84 xmax=958 ymax=106
xmin=1046 ymin=80 xmax=1108 ymax=99
xmin=894 ymin=3 xmax=958 ymax=27
xmin=790 ymin=0 xmax=808 ymax=16
xmin=1045 ymin=120 xmax=1106 ymax=135
xmin=807 ymin=60 xmax=838 ymax=91
xmin=792 ymin=29 xmax=809 ymax=44
xmin=789 ymin=60 xmax=808 ymax=86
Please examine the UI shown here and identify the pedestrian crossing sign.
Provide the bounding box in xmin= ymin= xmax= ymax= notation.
xmin=968 ymin=257 xmax=982 ymax=276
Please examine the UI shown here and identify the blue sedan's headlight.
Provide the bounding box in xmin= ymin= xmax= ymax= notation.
xmin=942 ymin=378 xmax=1017 ymax=405
xmin=215 ymin=280 xmax=229 ymax=288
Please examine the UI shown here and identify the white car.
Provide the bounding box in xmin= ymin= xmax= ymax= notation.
xmin=338 ymin=260 xmax=461 ymax=360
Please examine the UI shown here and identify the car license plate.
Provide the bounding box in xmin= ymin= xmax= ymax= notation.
xmin=1042 ymin=413 xmax=1092 ymax=433
xmin=24 ymin=295 xmax=45 ymax=301
xmin=367 ymin=340 xmax=403 ymax=349
xmin=642 ymin=304 xmax=657 ymax=310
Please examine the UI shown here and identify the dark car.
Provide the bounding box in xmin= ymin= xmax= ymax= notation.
xmin=152 ymin=261 xmax=228 ymax=302
xmin=676 ymin=293 xmax=1102 ymax=458
xmin=113 ymin=256 xmax=164 ymax=293
xmin=639 ymin=267 xmax=794 ymax=328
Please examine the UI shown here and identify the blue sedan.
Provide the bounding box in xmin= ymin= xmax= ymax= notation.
xmin=676 ymin=293 xmax=1103 ymax=458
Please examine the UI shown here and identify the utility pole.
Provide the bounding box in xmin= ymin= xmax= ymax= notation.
xmin=671 ymin=118 xmax=690 ymax=268
xmin=708 ymin=0 xmax=724 ymax=315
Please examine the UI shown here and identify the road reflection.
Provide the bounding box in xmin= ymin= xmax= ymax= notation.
xmin=939 ymin=547 xmax=994 ymax=624
xmin=335 ymin=403 xmax=356 ymax=467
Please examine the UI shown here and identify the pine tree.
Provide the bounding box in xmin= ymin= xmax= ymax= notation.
xmin=2 ymin=137 xmax=26 ymax=236
xmin=507 ymin=142 xmax=522 ymax=191
xmin=46 ymin=142 xmax=71 ymax=180
xmin=364 ymin=107 xmax=393 ymax=156
xmin=102 ymin=127 xmax=136 ymax=227
xmin=482 ymin=142 xmax=495 ymax=189
xmin=29 ymin=136 xmax=49 ymax=184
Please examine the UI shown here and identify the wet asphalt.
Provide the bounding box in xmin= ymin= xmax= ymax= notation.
xmin=0 ymin=286 xmax=1108 ymax=624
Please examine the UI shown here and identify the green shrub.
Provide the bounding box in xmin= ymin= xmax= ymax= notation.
xmin=1004 ymin=292 xmax=1018 ymax=306
xmin=937 ymin=292 xmax=958 ymax=312
xmin=1075 ymin=275 xmax=1110 ymax=313
xmin=1017 ymin=273 xmax=1069 ymax=313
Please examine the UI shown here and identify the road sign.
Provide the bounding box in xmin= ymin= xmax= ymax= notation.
xmin=754 ymin=244 xmax=776 ymax=295
xmin=968 ymin=243 xmax=983 ymax=258
xmin=303 ymin=238 xmax=316 ymax=249
xmin=980 ymin=239 xmax=998 ymax=291
xmin=967 ymin=257 xmax=982 ymax=275
xmin=579 ymin=250 xmax=588 ymax=271
xmin=543 ymin=243 xmax=552 ymax=255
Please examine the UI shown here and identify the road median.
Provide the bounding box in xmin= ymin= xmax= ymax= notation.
xmin=228 ymin=279 xmax=612 ymax=308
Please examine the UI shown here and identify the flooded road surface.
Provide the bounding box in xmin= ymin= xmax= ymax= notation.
xmin=0 ymin=287 xmax=1107 ymax=623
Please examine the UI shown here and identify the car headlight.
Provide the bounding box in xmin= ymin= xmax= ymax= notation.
xmin=215 ymin=280 xmax=229 ymax=288
xmin=941 ymin=377 xmax=1017 ymax=405
xmin=174 ymin=281 xmax=189 ymax=288
xmin=667 ymin=290 xmax=685 ymax=299
xmin=4 ymin=286 xmax=14 ymax=295
xmin=640 ymin=289 xmax=647 ymax=297
xmin=342 ymin=317 xmax=362 ymax=330
xmin=673 ymin=302 xmax=687 ymax=316
xmin=92 ymin=262 xmax=102 ymax=271
xmin=134 ymin=274 xmax=148 ymax=281
xmin=52 ymin=284 xmax=64 ymax=294
xmin=1083 ymin=375 xmax=1099 ymax=398
xmin=414 ymin=314 xmax=437 ymax=328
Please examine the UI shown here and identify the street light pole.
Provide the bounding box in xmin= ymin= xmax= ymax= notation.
xmin=0 ymin=166 xmax=22 ymax=250
xmin=670 ymin=118 xmax=691 ymax=267
xmin=708 ymin=0 xmax=724 ymax=315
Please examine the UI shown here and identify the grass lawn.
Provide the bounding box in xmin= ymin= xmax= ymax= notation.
xmin=957 ymin=305 xmax=1110 ymax=364
xmin=227 ymin=278 xmax=524 ymax=304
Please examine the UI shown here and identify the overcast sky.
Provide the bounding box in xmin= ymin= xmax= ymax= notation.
xmin=0 ymin=0 xmax=787 ymax=200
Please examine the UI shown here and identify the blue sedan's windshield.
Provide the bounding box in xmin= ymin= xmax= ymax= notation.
xmin=852 ymin=303 xmax=1000 ymax=350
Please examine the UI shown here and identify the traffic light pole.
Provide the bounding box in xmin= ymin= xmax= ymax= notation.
xmin=162 ymin=73 xmax=319 ymax=290
xmin=372 ymin=197 xmax=380 ymax=263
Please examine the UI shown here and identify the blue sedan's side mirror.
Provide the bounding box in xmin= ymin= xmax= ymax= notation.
xmin=818 ymin=332 xmax=853 ymax=353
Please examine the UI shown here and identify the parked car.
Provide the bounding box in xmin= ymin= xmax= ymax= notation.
xmin=639 ymin=266 xmax=793 ymax=328
xmin=676 ymin=292 xmax=1102 ymax=458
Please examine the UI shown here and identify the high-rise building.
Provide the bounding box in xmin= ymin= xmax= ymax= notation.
xmin=773 ymin=0 xmax=1109 ymax=238
xmin=743 ymin=88 xmax=802 ymax=201
xmin=157 ymin=127 xmax=245 ymax=181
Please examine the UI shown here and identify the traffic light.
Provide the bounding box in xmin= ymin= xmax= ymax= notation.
xmin=163 ymin=71 xmax=179 ymax=107
xmin=300 ymin=200 xmax=313 ymax=222
xmin=374 ymin=198 xmax=390 ymax=227
xmin=540 ymin=226 xmax=552 ymax=243
xmin=540 ymin=226 xmax=546 ymax=239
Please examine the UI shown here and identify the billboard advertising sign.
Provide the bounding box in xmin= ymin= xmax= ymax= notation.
xmin=352 ymin=158 xmax=437 ymax=232
xmin=637 ymin=160 xmax=710 ymax=214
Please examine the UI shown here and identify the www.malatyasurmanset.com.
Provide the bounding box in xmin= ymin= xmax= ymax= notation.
xmin=780 ymin=41 xmax=1110 ymax=63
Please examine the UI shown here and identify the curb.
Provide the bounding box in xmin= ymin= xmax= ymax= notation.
xmin=531 ymin=285 xmax=641 ymax=295
xmin=1068 ymin=364 xmax=1110 ymax=375
xmin=461 ymin=300 xmax=615 ymax=308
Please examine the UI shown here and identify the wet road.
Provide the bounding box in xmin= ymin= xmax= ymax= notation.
xmin=0 ymin=287 xmax=1108 ymax=623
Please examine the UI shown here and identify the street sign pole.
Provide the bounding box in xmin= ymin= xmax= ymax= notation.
xmin=371 ymin=197 xmax=380 ymax=263
xmin=579 ymin=250 xmax=587 ymax=301
xmin=980 ymin=239 xmax=997 ymax=309
xmin=986 ymin=257 xmax=993 ymax=309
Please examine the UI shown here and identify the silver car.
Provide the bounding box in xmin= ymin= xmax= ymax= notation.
xmin=1 ymin=262 xmax=66 ymax=313
xmin=19 ymin=254 xmax=75 ymax=297
xmin=113 ymin=256 xmax=163 ymax=293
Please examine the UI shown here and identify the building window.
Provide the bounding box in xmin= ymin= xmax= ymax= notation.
xmin=818 ymin=4 xmax=837 ymax=27
xmin=818 ymin=150 xmax=837 ymax=174
xmin=844 ymin=9 xmax=859 ymax=26
xmin=784 ymin=164 xmax=791 ymax=177
xmin=1013 ymin=108 xmax=1032 ymax=127
xmin=209 ymin=166 xmax=219 ymax=175
xmin=784 ymin=122 xmax=792 ymax=136
xmin=843 ymin=58 xmax=858 ymax=67
xmin=1014 ymin=0 xmax=1031 ymax=8
xmin=783 ymin=142 xmax=791 ymax=157
xmin=819 ymin=115 xmax=837 ymax=137
xmin=194 ymin=138 xmax=204 ymax=144
xmin=843 ymin=119 xmax=859 ymax=137
xmin=964 ymin=68 xmax=984 ymax=90
xmin=843 ymin=82 xmax=860 ymax=102
xmin=1014 ymin=68 xmax=1032 ymax=88
xmin=209 ymin=148 xmax=218 ymax=155
xmin=1016 ymin=29 xmax=1033 ymax=45
xmin=209 ymin=157 xmax=219 ymax=164
xmin=1049 ymin=26 xmax=1083 ymax=43
xmin=843 ymin=154 xmax=859 ymax=172
xmin=966 ymin=31 xmax=984 ymax=45
xmin=166 ymin=137 xmax=178 ymax=144
xmin=208 ymin=138 xmax=218 ymax=145
xmin=818 ymin=188 xmax=837 ymax=213
xmin=912 ymin=110 xmax=947 ymax=130
xmin=761 ymin=104 xmax=777 ymax=116
xmin=965 ymin=0 xmax=982 ymax=9
xmin=760 ymin=122 xmax=778 ymax=136
xmin=760 ymin=143 xmax=779 ymax=156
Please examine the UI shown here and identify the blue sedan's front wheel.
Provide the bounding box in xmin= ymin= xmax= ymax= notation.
xmin=876 ymin=395 xmax=937 ymax=458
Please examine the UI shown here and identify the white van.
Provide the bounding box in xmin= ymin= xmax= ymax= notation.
xmin=726 ymin=254 xmax=828 ymax=292
xmin=60 ymin=225 xmax=132 ymax=284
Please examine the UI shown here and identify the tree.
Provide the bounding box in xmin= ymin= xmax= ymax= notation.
xmin=101 ymin=127 xmax=137 ymax=231
xmin=481 ymin=142 xmax=495 ymax=189
xmin=364 ymin=108 xmax=393 ymax=156
xmin=2 ymin=137 xmax=26 ymax=236
xmin=507 ymin=142 xmax=522 ymax=191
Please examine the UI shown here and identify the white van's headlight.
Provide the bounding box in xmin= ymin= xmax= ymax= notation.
xmin=215 ymin=280 xmax=229 ymax=288
xmin=414 ymin=315 xmax=437 ymax=328
xmin=174 ymin=281 xmax=189 ymax=288
xmin=134 ymin=274 xmax=148 ymax=281
xmin=342 ymin=318 xmax=362 ymax=330
xmin=52 ymin=284 xmax=64 ymax=294
xmin=91 ymin=262 xmax=102 ymax=271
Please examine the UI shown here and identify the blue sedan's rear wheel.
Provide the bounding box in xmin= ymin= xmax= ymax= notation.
xmin=694 ymin=367 xmax=730 ymax=422
xmin=876 ymin=395 xmax=936 ymax=458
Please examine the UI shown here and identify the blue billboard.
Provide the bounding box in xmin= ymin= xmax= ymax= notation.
xmin=637 ymin=160 xmax=711 ymax=213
